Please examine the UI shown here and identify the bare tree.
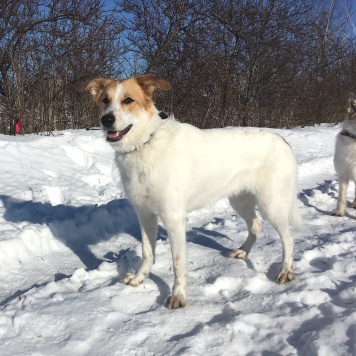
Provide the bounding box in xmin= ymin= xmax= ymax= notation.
xmin=1 ymin=0 xmax=355 ymax=133
xmin=114 ymin=0 xmax=355 ymax=128
xmin=0 ymin=0 xmax=126 ymax=134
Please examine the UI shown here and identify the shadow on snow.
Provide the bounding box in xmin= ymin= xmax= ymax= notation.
xmin=0 ymin=195 xmax=246 ymax=307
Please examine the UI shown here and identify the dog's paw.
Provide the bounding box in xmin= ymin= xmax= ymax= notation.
xmin=228 ymin=249 xmax=247 ymax=259
xmin=276 ymin=270 xmax=295 ymax=284
xmin=352 ymin=201 xmax=356 ymax=209
xmin=166 ymin=294 xmax=187 ymax=309
xmin=121 ymin=273 xmax=144 ymax=287
xmin=331 ymin=209 xmax=344 ymax=217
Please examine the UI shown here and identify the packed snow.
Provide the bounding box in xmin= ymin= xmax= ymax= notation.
xmin=0 ymin=124 xmax=355 ymax=356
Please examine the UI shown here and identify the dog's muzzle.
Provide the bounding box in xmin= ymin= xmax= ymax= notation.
xmin=106 ymin=125 xmax=133 ymax=142
xmin=101 ymin=113 xmax=133 ymax=142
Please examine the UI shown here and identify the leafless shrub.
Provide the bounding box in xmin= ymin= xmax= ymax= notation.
xmin=0 ymin=0 xmax=355 ymax=133
xmin=0 ymin=0 xmax=126 ymax=134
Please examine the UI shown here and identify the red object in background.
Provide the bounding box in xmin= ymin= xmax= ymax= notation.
xmin=14 ymin=118 xmax=22 ymax=134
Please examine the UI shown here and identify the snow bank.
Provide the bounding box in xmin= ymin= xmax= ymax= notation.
xmin=0 ymin=124 xmax=355 ymax=355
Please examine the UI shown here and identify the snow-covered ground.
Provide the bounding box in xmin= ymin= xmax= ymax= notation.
xmin=0 ymin=124 xmax=355 ymax=356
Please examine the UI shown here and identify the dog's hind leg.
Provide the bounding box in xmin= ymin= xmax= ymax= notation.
xmin=261 ymin=201 xmax=295 ymax=284
xmin=121 ymin=209 xmax=158 ymax=286
xmin=271 ymin=220 xmax=295 ymax=283
xmin=352 ymin=183 xmax=356 ymax=209
xmin=228 ymin=193 xmax=262 ymax=260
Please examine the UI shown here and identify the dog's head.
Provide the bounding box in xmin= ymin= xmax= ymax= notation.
xmin=81 ymin=74 xmax=171 ymax=152
xmin=347 ymin=93 xmax=356 ymax=120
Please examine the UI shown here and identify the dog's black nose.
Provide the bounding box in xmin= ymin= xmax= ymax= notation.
xmin=101 ymin=113 xmax=115 ymax=128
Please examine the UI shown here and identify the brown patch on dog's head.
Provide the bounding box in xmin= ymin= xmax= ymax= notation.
xmin=135 ymin=74 xmax=171 ymax=94
xmin=80 ymin=75 xmax=171 ymax=114
xmin=80 ymin=78 xmax=118 ymax=103
xmin=122 ymin=75 xmax=171 ymax=112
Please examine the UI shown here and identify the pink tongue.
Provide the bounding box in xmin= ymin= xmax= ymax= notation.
xmin=107 ymin=131 xmax=121 ymax=139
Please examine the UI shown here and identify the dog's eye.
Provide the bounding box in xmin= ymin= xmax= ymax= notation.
xmin=102 ymin=97 xmax=110 ymax=104
xmin=123 ymin=97 xmax=134 ymax=105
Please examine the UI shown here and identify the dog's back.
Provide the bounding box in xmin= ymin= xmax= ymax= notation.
xmin=117 ymin=118 xmax=301 ymax=232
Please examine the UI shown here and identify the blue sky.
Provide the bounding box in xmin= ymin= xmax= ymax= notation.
xmin=104 ymin=0 xmax=116 ymax=10
xmin=102 ymin=0 xmax=356 ymax=37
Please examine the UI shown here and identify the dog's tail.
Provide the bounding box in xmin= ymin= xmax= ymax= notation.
xmin=289 ymin=194 xmax=302 ymax=229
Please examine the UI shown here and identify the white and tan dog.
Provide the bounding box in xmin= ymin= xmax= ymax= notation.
xmin=81 ymin=74 xmax=301 ymax=309
xmin=332 ymin=93 xmax=356 ymax=216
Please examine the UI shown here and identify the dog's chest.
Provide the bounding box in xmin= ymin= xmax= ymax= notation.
xmin=338 ymin=135 xmax=356 ymax=158
xmin=335 ymin=135 xmax=356 ymax=177
xmin=117 ymin=153 xmax=161 ymax=209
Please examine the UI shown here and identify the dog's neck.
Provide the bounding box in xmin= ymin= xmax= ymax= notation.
xmin=340 ymin=129 xmax=356 ymax=140
xmin=124 ymin=133 xmax=155 ymax=154
xmin=120 ymin=111 xmax=170 ymax=154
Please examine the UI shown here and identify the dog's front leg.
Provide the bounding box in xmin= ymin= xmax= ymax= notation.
xmin=332 ymin=178 xmax=349 ymax=216
xmin=122 ymin=209 xmax=157 ymax=286
xmin=352 ymin=184 xmax=356 ymax=209
xmin=162 ymin=214 xmax=187 ymax=309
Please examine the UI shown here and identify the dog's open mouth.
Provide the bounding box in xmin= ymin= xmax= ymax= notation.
xmin=106 ymin=125 xmax=133 ymax=142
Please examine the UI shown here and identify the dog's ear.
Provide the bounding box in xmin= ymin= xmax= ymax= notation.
xmin=80 ymin=78 xmax=114 ymax=102
xmin=136 ymin=74 xmax=171 ymax=96
xmin=347 ymin=92 xmax=356 ymax=115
